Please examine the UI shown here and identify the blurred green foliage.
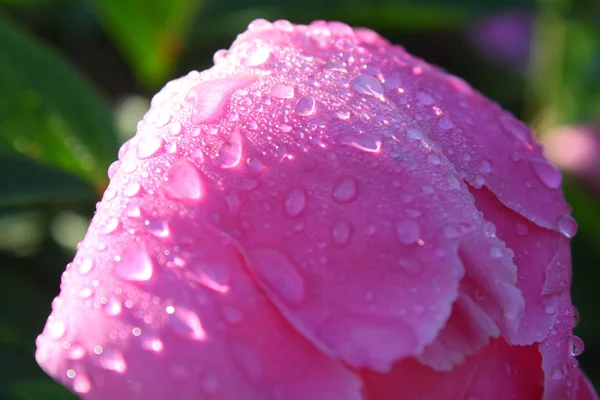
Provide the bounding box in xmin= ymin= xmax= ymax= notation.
xmin=0 ymin=0 xmax=599 ymax=398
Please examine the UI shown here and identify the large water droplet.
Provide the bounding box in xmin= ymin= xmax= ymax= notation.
xmin=396 ymin=220 xmax=420 ymax=245
xmin=47 ymin=317 xmax=66 ymax=340
xmin=331 ymin=221 xmax=352 ymax=246
xmin=351 ymin=75 xmax=385 ymax=100
xmin=113 ymin=246 xmax=153 ymax=282
xmin=169 ymin=306 xmax=207 ymax=340
xmin=416 ymin=91 xmax=434 ymax=105
xmin=249 ymin=249 xmax=306 ymax=305
xmin=99 ymin=347 xmax=127 ymax=373
xmin=187 ymin=76 xmax=258 ymax=124
xmin=145 ymin=219 xmax=170 ymax=238
xmin=332 ymin=177 xmax=358 ymax=203
xmin=246 ymin=157 xmax=265 ymax=173
xmin=136 ymin=137 xmax=164 ymax=159
xmin=244 ymin=47 xmax=271 ymax=67
xmin=216 ymin=127 xmax=243 ymax=169
xmin=73 ymin=373 xmax=91 ymax=394
xmin=79 ymin=258 xmax=94 ymax=275
xmin=529 ymin=158 xmax=562 ymax=189
xmin=164 ymin=161 xmax=203 ymax=204
xmin=124 ymin=182 xmax=141 ymax=197
xmin=570 ymin=335 xmax=585 ymax=356
xmin=438 ymin=117 xmax=454 ymax=130
xmin=295 ymin=96 xmax=316 ymax=116
xmin=341 ymin=135 xmax=382 ymax=153
xmin=103 ymin=297 xmax=122 ymax=316
xmin=407 ymin=128 xmax=424 ymax=140
xmin=65 ymin=343 xmax=86 ymax=360
xmin=270 ymin=84 xmax=295 ymax=99
xmin=556 ymin=214 xmax=578 ymax=238
xmin=285 ymin=189 xmax=306 ymax=217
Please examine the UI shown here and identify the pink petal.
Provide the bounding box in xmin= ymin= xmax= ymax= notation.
xmin=36 ymin=225 xmax=361 ymax=399
xmin=362 ymin=338 xmax=544 ymax=400
xmin=470 ymin=187 xmax=569 ymax=345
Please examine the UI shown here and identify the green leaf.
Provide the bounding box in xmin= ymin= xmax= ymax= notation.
xmin=11 ymin=379 xmax=76 ymax=400
xmin=86 ymin=0 xmax=204 ymax=88
xmin=0 ymin=154 xmax=95 ymax=207
xmin=0 ymin=17 xmax=119 ymax=185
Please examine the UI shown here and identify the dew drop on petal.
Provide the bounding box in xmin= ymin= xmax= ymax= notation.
xmin=351 ymin=74 xmax=385 ymax=100
xmin=47 ymin=317 xmax=66 ymax=340
xmin=570 ymin=335 xmax=585 ymax=356
xmin=145 ymin=219 xmax=170 ymax=238
xmin=249 ymin=249 xmax=306 ymax=305
xmin=99 ymin=348 xmax=127 ymax=373
xmin=136 ymin=137 xmax=164 ymax=159
xmin=295 ymin=96 xmax=316 ymax=116
xmin=65 ymin=343 xmax=86 ymax=360
xmin=285 ymin=189 xmax=306 ymax=217
xmin=270 ymin=84 xmax=295 ymax=99
xmin=331 ymin=221 xmax=352 ymax=246
xmin=164 ymin=161 xmax=203 ymax=204
xmin=246 ymin=157 xmax=265 ymax=173
xmin=216 ymin=127 xmax=243 ymax=169
xmin=332 ymin=177 xmax=358 ymax=203
xmin=169 ymin=307 xmax=207 ymax=340
xmin=124 ymin=182 xmax=141 ymax=197
xmin=103 ymin=297 xmax=122 ymax=316
xmin=341 ymin=135 xmax=381 ymax=153
xmin=113 ymin=246 xmax=153 ymax=282
xmin=528 ymin=158 xmax=562 ymax=189
xmin=187 ymin=76 xmax=258 ymax=124
xmin=244 ymin=47 xmax=271 ymax=67
xmin=396 ymin=220 xmax=421 ymax=245
xmin=79 ymin=258 xmax=94 ymax=275
xmin=407 ymin=128 xmax=424 ymax=140
xmin=73 ymin=373 xmax=91 ymax=394
xmin=416 ymin=91 xmax=434 ymax=105
xmin=438 ymin=117 xmax=454 ymax=130
xmin=556 ymin=214 xmax=578 ymax=238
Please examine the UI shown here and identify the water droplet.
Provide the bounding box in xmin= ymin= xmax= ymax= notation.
xmin=480 ymin=159 xmax=492 ymax=173
xmin=225 ymin=191 xmax=242 ymax=216
xmin=335 ymin=110 xmax=351 ymax=120
xmin=341 ymin=134 xmax=381 ymax=153
xmin=145 ymin=219 xmax=170 ymax=238
xmin=125 ymin=203 xmax=141 ymax=218
xmin=332 ymin=221 xmax=352 ymax=246
xmin=142 ymin=338 xmax=164 ymax=352
xmin=529 ymin=158 xmax=562 ymax=189
xmin=244 ymin=47 xmax=271 ymax=67
xmin=295 ymin=96 xmax=316 ymax=116
xmin=169 ymin=121 xmax=183 ymax=135
xmin=438 ymin=117 xmax=454 ymax=130
xmin=107 ymin=161 xmax=120 ymax=179
xmin=65 ymin=343 xmax=86 ymax=360
xmin=489 ymin=245 xmax=504 ymax=258
xmin=113 ymin=246 xmax=153 ymax=282
xmin=270 ymin=84 xmax=295 ymax=99
xmin=79 ymin=258 xmax=94 ymax=274
xmin=249 ymin=249 xmax=305 ymax=304
xmin=246 ymin=157 xmax=265 ymax=173
xmin=556 ymin=214 xmax=578 ymax=238
xmin=137 ymin=137 xmax=164 ymax=159
xmin=124 ymin=182 xmax=141 ymax=197
xmin=73 ymin=373 xmax=91 ymax=394
xmin=500 ymin=115 xmax=529 ymax=142
xmin=332 ymin=177 xmax=358 ymax=203
xmin=427 ymin=153 xmax=441 ymax=165
xmin=191 ymin=148 xmax=205 ymax=164
xmin=416 ymin=91 xmax=434 ymax=105
xmin=101 ymin=218 xmax=119 ymax=234
xmin=164 ymin=161 xmax=203 ymax=204
xmin=187 ymin=76 xmax=258 ymax=124
xmin=99 ymin=347 xmax=127 ymax=373
xmin=169 ymin=307 xmax=207 ymax=340
xmin=396 ymin=220 xmax=420 ymax=245
xmin=407 ymin=128 xmax=424 ymax=140
xmin=545 ymin=304 xmax=556 ymax=314
xmin=47 ymin=318 xmax=66 ymax=340
xmin=350 ymin=74 xmax=385 ymax=100
xmin=102 ymin=297 xmax=122 ymax=316
xmin=216 ymin=127 xmax=243 ymax=169
xmin=285 ymin=189 xmax=306 ymax=217
xmin=570 ymin=335 xmax=585 ymax=356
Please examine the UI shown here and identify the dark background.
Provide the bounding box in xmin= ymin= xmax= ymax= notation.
xmin=0 ymin=0 xmax=599 ymax=398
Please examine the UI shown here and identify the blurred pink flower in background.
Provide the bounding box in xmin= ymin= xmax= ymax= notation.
xmin=544 ymin=125 xmax=600 ymax=190
xmin=35 ymin=20 xmax=598 ymax=400
xmin=468 ymin=10 xmax=533 ymax=70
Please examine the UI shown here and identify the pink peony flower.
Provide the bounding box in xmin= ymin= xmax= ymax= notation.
xmin=36 ymin=20 xmax=598 ymax=400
